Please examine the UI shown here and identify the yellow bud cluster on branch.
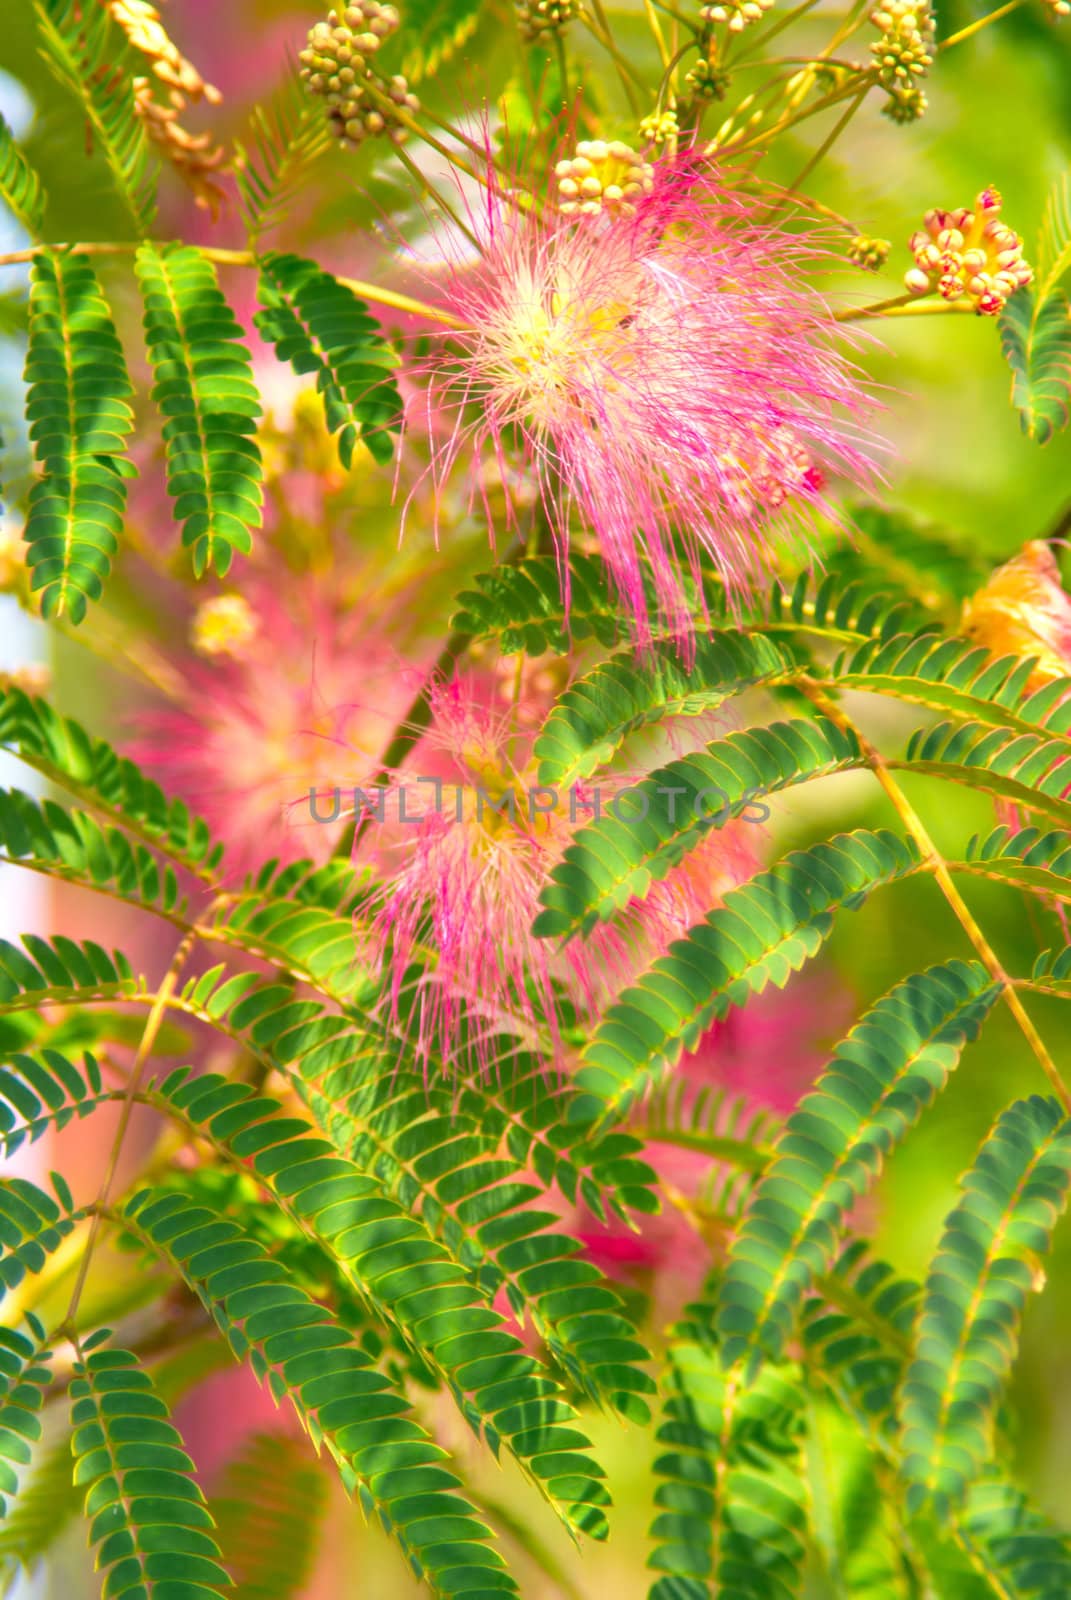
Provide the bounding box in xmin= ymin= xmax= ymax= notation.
xmin=554 ymin=140 xmax=654 ymax=216
xmin=104 ymin=0 xmax=221 ymax=106
xmin=904 ymin=187 xmax=1033 ymax=315
xmin=104 ymin=0 xmax=229 ymax=216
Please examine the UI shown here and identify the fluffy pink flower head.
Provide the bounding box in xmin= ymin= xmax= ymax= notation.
xmin=418 ymin=148 xmax=878 ymax=647
xmin=356 ymin=668 xmax=760 ymax=1070
xmin=130 ymin=578 xmax=421 ymax=876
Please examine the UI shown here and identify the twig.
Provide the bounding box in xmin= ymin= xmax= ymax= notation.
xmin=800 ymin=682 xmax=1071 ymax=1113
xmin=0 ymin=241 xmax=467 ymax=330
xmin=60 ymin=927 xmax=199 ymax=1332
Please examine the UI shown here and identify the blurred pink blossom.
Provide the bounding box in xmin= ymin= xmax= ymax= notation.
xmin=356 ymin=670 xmax=761 ymax=1067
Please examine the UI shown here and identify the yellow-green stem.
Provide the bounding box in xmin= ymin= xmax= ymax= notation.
xmin=940 ymin=0 xmax=1028 ymax=49
xmin=835 ymin=293 xmax=980 ymax=322
xmin=771 ymin=86 xmax=870 ymax=215
xmin=0 ymin=241 xmax=467 ymax=329
xmin=801 ymin=682 xmax=1071 ymax=1112
xmin=62 ymin=928 xmax=199 ymax=1329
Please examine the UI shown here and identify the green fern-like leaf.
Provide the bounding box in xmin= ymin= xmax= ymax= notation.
xmin=33 ymin=0 xmax=155 ymax=231
xmin=147 ymin=1068 xmax=613 ymax=1540
xmin=1036 ymin=171 xmax=1071 ymax=301
xmin=0 ymin=112 xmax=45 ymax=237
xmin=536 ymin=717 xmax=861 ymax=935
xmin=0 ymin=1425 xmax=79 ymax=1584
xmin=904 ymin=716 xmax=1071 ymax=829
xmin=717 ymin=963 xmax=1001 ymax=1373
xmin=69 ymin=1342 xmax=233 ymax=1597
xmin=181 ymin=952 xmax=661 ymax=1408
xmin=647 ymin=1297 xmax=808 ymax=1600
xmin=123 ymin=1189 xmax=521 ymax=1597
xmin=0 ymin=936 xmax=136 ymax=1022
xmin=0 ymin=686 xmax=224 ymax=881
xmin=399 ymin=0 xmax=487 ymax=81
xmin=955 ymin=1474 xmax=1071 ymax=1599
xmin=556 ymin=830 xmax=923 ymax=1125
xmin=0 ymin=1047 xmax=109 ymax=1161
xmin=831 ymin=630 xmax=1071 ymax=740
xmin=0 ymin=1173 xmax=84 ymax=1292
xmin=999 ymin=287 xmax=1071 ymax=444
xmin=255 ymin=252 xmax=401 ymax=468
xmin=0 ymin=785 xmax=187 ymax=924
xmin=233 ymin=77 xmax=331 ymax=243
xmin=22 ymin=251 xmax=136 ymax=623
xmin=536 ymin=631 xmax=803 ymax=789
xmin=800 ymin=1246 xmax=1071 ymax=1596
xmin=804 ymin=1396 xmax=915 ymax=1600
xmin=452 ymin=553 xmax=635 ymax=656
xmin=899 ymin=1095 xmax=1071 ymax=1517
xmin=0 ymin=1321 xmax=53 ymax=1520
xmin=136 ymin=243 xmax=264 ymax=578
xmin=211 ymin=1432 xmax=327 ymax=1600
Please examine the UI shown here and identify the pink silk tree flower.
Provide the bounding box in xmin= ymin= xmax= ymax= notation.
xmin=355 ymin=671 xmax=761 ymax=1069
xmin=129 ymin=578 xmax=422 ymax=877
xmin=413 ymin=148 xmax=879 ymax=647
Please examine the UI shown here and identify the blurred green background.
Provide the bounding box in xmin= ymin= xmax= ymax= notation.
xmin=2 ymin=1 xmax=1071 ymax=1593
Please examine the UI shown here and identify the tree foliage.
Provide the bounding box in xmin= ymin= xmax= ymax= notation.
xmin=1 ymin=2 xmax=1070 ymax=1598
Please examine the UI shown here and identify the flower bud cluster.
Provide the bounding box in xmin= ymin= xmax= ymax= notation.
xmin=554 ymin=141 xmax=655 ymax=217
xmin=106 ymin=0 xmax=221 ymax=106
xmin=515 ymin=0 xmax=577 ymax=37
xmin=701 ymin=0 xmax=774 ymax=33
xmin=904 ymin=188 xmax=1033 ymax=315
xmin=697 ymin=0 xmax=771 ymax=31
xmin=686 ymin=54 xmax=731 ymax=99
xmin=882 ymin=84 xmax=927 ymax=122
xmin=848 ymin=234 xmax=891 ymax=271
xmin=869 ymin=0 xmax=933 ymax=83
xmin=870 ymin=0 xmax=933 ymax=121
xmin=300 ymin=5 xmax=419 ymax=151
xmin=132 ymin=82 xmax=228 ymax=215
xmin=106 ymin=0 xmax=228 ymax=215
xmin=639 ymin=109 xmax=679 ymax=146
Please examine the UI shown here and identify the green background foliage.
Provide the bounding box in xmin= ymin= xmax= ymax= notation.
xmin=0 ymin=0 xmax=1070 ymax=1597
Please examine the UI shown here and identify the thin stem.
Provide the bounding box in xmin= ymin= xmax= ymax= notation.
xmin=645 ymin=0 xmax=672 ymax=68
xmin=333 ymin=535 xmax=528 ymax=860
xmin=635 ymin=1123 xmax=775 ymax=1171
xmin=714 ymin=70 xmax=876 ymax=157
xmin=0 ymin=241 xmax=467 ymax=329
xmin=730 ymin=0 xmax=826 ymax=62
xmin=650 ymin=0 xmax=700 ymax=30
xmin=555 ymin=27 xmax=570 ymax=107
xmin=581 ymin=1 xmax=645 ymax=111
xmin=772 ymin=86 xmax=869 ymax=214
xmin=2 ymin=1218 xmax=92 ymax=1329
xmin=836 ymin=296 xmax=978 ymax=322
xmin=800 ymin=682 xmax=1071 ymax=1112
xmin=61 ymin=927 xmax=199 ymax=1331
xmin=392 ymin=142 xmax=481 ymax=252
xmin=940 ymin=0 xmax=1028 ymax=49
xmin=834 ymin=290 xmax=918 ymax=320
xmin=658 ymin=39 xmax=699 ymax=111
xmin=400 ymin=97 xmax=533 ymax=193
xmin=358 ymin=81 xmax=534 ymax=222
